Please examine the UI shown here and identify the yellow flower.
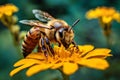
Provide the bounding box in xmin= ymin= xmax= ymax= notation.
xmin=86 ymin=6 xmax=120 ymax=23
xmin=10 ymin=45 xmax=112 ymax=77
xmin=0 ymin=4 xmax=18 ymax=18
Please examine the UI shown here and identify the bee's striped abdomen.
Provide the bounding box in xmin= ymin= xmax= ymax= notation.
xmin=22 ymin=27 xmax=41 ymax=57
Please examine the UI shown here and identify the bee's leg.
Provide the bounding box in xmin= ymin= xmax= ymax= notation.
xmin=39 ymin=37 xmax=48 ymax=57
xmin=71 ymin=40 xmax=78 ymax=48
xmin=44 ymin=37 xmax=54 ymax=56
xmin=58 ymin=42 xmax=61 ymax=47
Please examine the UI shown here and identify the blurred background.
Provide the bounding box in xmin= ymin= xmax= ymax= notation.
xmin=0 ymin=0 xmax=120 ymax=80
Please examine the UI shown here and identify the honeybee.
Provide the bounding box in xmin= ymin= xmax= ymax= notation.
xmin=20 ymin=9 xmax=80 ymax=57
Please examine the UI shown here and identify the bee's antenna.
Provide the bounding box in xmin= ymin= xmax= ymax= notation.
xmin=72 ymin=19 xmax=80 ymax=28
xmin=68 ymin=19 xmax=80 ymax=31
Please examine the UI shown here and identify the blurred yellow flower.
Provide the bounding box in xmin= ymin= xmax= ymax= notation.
xmin=86 ymin=6 xmax=120 ymax=23
xmin=0 ymin=4 xmax=18 ymax=18
xmin=10 ymin=45 xmax=111 ymax=77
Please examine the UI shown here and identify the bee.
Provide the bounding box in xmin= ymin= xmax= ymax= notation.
xmin=20 ymin=9 xmax=80 ymax=57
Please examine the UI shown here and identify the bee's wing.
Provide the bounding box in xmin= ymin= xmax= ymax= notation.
xmin=19 ymin=20 xmax=51 ymax=29
xmin=32 ymin=9 xmax=55 ymax=23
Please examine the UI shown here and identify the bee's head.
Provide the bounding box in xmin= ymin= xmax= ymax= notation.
xmin=55 ymin=28 xmax=74 ymax=48
xmin=56 ymin=19 xmax=80 ymax=48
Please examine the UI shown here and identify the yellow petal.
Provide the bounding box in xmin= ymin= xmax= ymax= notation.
xmin=10 ymin=61 xmax=37 ymax=76
xmin=78 ymin=45 xmax=94 ymax=57
xmin=63 ymin=62 xmax=78 ymax=75
xmin=102 ymin=16 xmax=112 ymax=23
xmin=113 ymin=12 xmax=120 ymax=22
xmin=14 ymin=59 xmax=41 ymax=67
xmin=4 ymin=11 xmax=12 ymax=16
xmin=26 ymin=64 xmax=52 ymax=77
xmin=84 ymin=48 xmax=111 ymax=59
xmin=11 ymin=5 xmax=19 ymax=12
xmin=78 ymin=58 xmax=109 ymax=70
xmin=0 ymin=13 xmax=2 ymax=18
xmin=51 ymin=62 xmax=63 ymax=69
xmin=86 ymin=10 xmax=98 ymax=19
xmin=26 ymin=53 xmax=45 ymax=60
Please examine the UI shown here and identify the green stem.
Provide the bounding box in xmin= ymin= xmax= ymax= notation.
xmin=58 ymin=69 xmax=70 ymax=80
xmin=98 ymin=18 xmax=112 ymax=47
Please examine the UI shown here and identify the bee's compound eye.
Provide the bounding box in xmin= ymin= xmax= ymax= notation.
xmin=59 ymin=31 xmax=63 ymax=38
xmin=58 ymin=28 xmax=64 ymax=39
